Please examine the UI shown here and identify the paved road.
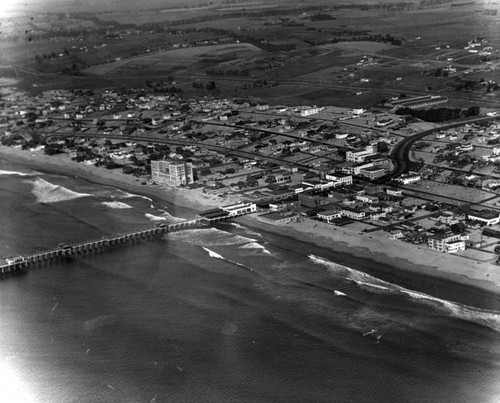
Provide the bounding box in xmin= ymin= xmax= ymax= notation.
xmin=383 ymin=115 xmax=499 ymax=181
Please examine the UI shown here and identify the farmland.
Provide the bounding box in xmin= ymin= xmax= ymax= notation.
xmin=0 ymin=0 xmax=499 ymax=108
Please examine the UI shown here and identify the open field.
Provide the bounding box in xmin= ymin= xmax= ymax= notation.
xmin=85 ymin=43 xmax=263 ymax=76
xmin=2 ymin=0 xmax=500 ymax=108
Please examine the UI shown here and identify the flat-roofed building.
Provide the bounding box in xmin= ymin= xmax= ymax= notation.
xmin=317 ymin=210 xmax=342 ymax=223
xmin=221 ymin=202 xmax=257 ymax=217
xmin=325 ymin=173 xmax=353 ymax=187
xmin=468 ymin=210 xmax=500 ymax=226
xmin=257 ymin=211 xmax=299 ymax=225
xmin=387 ymin=95 xmax=449 ymax=109
xmin=341 ymin=206 xmax=366 ymax=220
xmin=428 ymin=232 xmax=468 ymax=253
xmin=359 ymin=166 xmax=386 ymax=180
xmin=346 ymin=145 xmax=376 ymax=163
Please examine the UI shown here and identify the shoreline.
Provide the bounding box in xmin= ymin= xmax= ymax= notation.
xmin=235 ymin=215 xmax=500 ymax=309
xmin=2 ymin=146 xmax=500 ymax=308
xmin=0 ymin=146 xmax=221 ymax=219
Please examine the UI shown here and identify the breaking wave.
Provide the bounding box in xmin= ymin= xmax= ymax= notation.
xmin=0 ymin=169 xmax=31 ymax=176
xmin=115 ymin=189 xmax=153 ymax=203
xmin=28 ymin=178 xmax=91 ymax=203
xmin=156 ymin=209 xmax=185 ymax=223
xmin=202 ymin=247 xmax=255 ymax=273
xmin=239 ymin=242 xmax=271 ymax=254
xmin=101 ymin=201 xmax=132 ymax=209
xmin=145 ymin=213 xmax=167 ymax=221
xmin=228 ymin=222 xmax=262 ymax=238
xmin=168 ymin=227 xmax=256 ymax=246
xmin=309 ymin=255 xmax=500 ymax=332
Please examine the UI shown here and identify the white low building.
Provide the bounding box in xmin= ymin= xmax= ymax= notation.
xmin=221 ymin=202 xmax=257 ymax=217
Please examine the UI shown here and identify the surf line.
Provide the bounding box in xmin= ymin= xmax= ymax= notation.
xmin=202 ymin=247 xmax=256 ymax=274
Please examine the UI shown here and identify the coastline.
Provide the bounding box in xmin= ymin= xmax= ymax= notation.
xmin=235 ymin=215 xmax=500 ymax=308
xmin=2 ymin=145 xmax=500 ymax=308
xmin=0 ymin=145 xmax=222 ymax=219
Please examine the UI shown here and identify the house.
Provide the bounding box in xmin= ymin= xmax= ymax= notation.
xmin=341 ymin=206 xmax=366 ymax=220
xmin=300 ymin=107 xmax=322 ymax=116
xmin=388 ymin=230 xmax=404 ymax=240
xmin=386 ymin=188 xmax=403 ymax=197
xmin=288 ymin=184 xmax=307 ymax=194
xmin=356 ymin=194 xmax=379 ymax=204
xmin=273 ymin=170 xmax=292 ymax=184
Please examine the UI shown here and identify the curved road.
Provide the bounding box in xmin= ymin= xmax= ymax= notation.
xmin=384 ymin=115 xmax=499 ymax=181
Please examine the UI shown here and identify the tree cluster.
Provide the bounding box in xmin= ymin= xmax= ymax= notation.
xmin=395 ymin=105 xmax=480 ymax=122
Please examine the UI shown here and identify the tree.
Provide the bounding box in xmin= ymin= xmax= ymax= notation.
xmin=25 ymin=112 xmax=37 ymax=122
xmin=466 ymin=105 xmax=480 ymax=117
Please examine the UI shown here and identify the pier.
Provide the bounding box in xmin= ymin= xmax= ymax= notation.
xmin=0 ymin=214 xmax=232 ymax=277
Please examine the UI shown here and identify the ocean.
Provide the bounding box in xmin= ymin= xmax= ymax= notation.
xmin=1 ymin=160 xmax=500 ymax=403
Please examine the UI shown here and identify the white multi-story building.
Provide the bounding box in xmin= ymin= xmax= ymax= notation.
xmin=324 ymin=173 xmax=353 ymax=187
xmin=346 ymin=145 xmax=376 ymax=163
xmin=428 ymin=233 xmax=468 ymax=253
xmin=151 ymin=159 xmax=194 ymax=186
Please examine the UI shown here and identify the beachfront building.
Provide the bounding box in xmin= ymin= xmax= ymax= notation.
xmin=427 ymin=233 xmax=468 ymax=253
xmin=221 ymin=202 xmax=257 ymax=217
xmin=257 ymin=211 xmax=299 ymax=225
xmin=341 ymin=206 xmax=366 ymax=220
xmin=151 ymin=159 xmax=194 ymax=186
xmin=317 ymin=210 xmax=342 ymax=224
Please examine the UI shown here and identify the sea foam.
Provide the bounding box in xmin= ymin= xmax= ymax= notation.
xmin=202 ymin=246 xmax=255 ymax=273
xmin=202 ymin=246 xmax=225 ymax=260
xmin=308 ymin=254 xmax=500 ymax=332
xmin=101 ymin=201 xmax=132 ymax=209
xmin=239 ymin=242 xmax=271 ymax=254
xmin=28 ymin=178 xmax=91 ymax=203
xmin=0 ymin=169 xmax=31 ymax=176
xmin=168 ymin=227 xmax=256 ymax=246
xmin=145 ymin=213 xmax=167 ymax=221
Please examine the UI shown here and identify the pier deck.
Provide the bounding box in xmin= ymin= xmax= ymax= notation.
xmin=1 ymin=215 xmax=230 ymax=276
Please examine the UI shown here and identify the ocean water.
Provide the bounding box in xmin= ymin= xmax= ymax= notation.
xmin=1 ymin=161 xmax=500 ymax=402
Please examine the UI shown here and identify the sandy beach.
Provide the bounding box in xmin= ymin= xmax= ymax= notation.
xmin=0 ymin=146 xmax=230 ymax=218
xmin=2 ymin=145 xmax=500 ymax=300
xmin=236 ymin=214 xmax=500 ymax=298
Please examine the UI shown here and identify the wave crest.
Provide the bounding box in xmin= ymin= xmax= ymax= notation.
xmin=308 ymin=255 xmax=500 ymax=332
xmin=0 ymin=169 xmax=31 ymax=176
xmin=101 ymin=201 xmax=132 ymax=209
xmin=168 ymin=227 xmax=256 ymax=246
xmin=27 ymin=178 xmax=91 ymax=203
